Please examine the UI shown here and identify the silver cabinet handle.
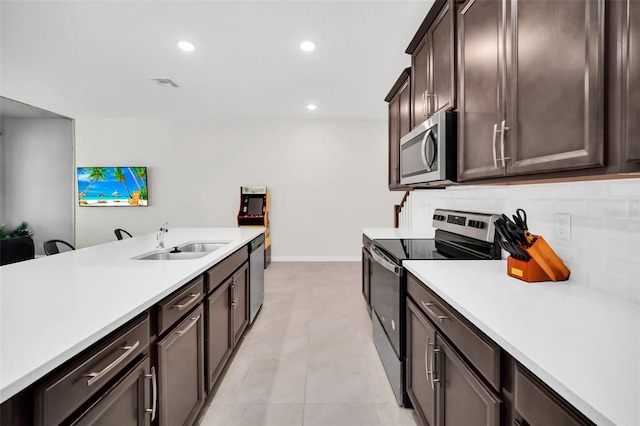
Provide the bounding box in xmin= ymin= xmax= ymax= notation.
xmin=172 ymin=292 xmax=201 ymax=311
xmin=429 ymin=342 xmax=435 ymax=389
xmin=425 ymin=336 xmax=431 ymax=387
xmin=432 ymin=347 xmax=441 ymax=384
xmin=231 ymin=280 xmax=237 ymax=307
xmin=145 ymin=366 xmax=157 ymax=421
xmin=176 ymin=315 xmax=200 ymax=337
xmin=425 ymin=92 xmax=431 ymax=117
xmin=500 ymin=120 xmax=510 ymax=167
xmin=422 ymin=92 xmax=426 ymax=117
xmin=421 ymin=301 xmax=449 ymax=323
xmin=84 ymin=340 xmax=140 ymax=386
xmin=492 ymin=123 xmax=499 ymax=168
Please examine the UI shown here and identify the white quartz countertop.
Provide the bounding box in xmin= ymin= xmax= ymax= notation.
xmin=404 ymin=260 xmax=640 ymax=426
xmin=362 ymin=228 xmax=433 ymax=240
xmin=0 ymin=227 xmax=263 ymax=403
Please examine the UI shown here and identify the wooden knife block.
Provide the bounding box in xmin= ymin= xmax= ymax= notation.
xmin=507 ymin=235 xmax=570 ymax=283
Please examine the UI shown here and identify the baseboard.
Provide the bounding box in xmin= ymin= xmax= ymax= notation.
xmin=271 ymin=256 xmax=360 ymax=262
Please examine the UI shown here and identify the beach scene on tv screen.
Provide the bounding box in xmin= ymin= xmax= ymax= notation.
xmin=78 ymin=167 xmax=148 ymax=206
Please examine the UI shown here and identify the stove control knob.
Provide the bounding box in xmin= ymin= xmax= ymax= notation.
xmin=477 ymin=221 xmax=486 ymax=229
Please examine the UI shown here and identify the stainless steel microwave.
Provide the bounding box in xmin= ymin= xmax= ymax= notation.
xmin=400 ymin=109 xmax=457 ymax=185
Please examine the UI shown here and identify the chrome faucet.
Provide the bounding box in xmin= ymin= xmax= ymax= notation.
xmin=157 ymin=222 xmax=169 ymax=248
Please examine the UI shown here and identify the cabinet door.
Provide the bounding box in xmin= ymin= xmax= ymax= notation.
xmin=506 ymin=0 xmax=604 ymax=175
xmin=430 ymin=1 xmax=455 ymax=115
xmin=457 ymin=0 xmax=505 ymax=181
xmin=389 ymin=94 xmax=402 ymax=189
xmin=362 ymin=247 xmax=371 ymax=307
xmin=514 ymin=365 xmax=592 ymax=426
xmin=157 ymin=305 xmax=205 ymax=426
xmin=406 ymin=300 xmax=437 ymax=426
xmin=399 ymin=79 xmax=411 ymax=137
xmin=232 ymin=262 xmax=249 ymax=347
xmin=70 ymin=356 xmax=153 ymax=426
xmin=622 ymin=0 xmax=640 ymax=168
xmin=412 ymin=35 xmax=430 ymax=127
xmin=390 ymin=78 xmax=411 ymax=190
xmin=206 ymin=278 xmax=233 ymax=391
xmin=437 ymin=336 xmax=500 ymax=426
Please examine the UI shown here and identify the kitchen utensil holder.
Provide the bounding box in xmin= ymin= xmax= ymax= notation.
xmin=507 ymin=235 xmax=570 ymax=282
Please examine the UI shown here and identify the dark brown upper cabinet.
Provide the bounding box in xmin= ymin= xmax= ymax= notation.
xmin=385 ymin=68 xmax=411 ymax=191
xmin=407 ymin=0 xmax=455 ymax=128
xmin=457 ymin=0 xmax=605 ymax=181
xmin=613 ymin=0 xmax=640 ymax=172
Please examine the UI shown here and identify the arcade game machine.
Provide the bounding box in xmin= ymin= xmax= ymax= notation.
xmin=237 ymin=186 xmax=270 ymax=267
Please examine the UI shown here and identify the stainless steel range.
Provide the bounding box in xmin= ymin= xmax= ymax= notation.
xmin=369 ymin=209 xmax=502 ymax=406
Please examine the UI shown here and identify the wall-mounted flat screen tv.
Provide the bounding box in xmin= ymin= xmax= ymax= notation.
xmin=77 ymin=167 xmax=148 ymax=207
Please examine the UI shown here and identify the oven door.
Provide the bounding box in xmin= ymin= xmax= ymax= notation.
xmin=369 ymin=245 xmax=403 ymax=357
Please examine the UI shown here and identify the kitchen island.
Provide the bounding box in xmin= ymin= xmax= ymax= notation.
xmin=0 ymin=227 xmax=263 ymax=424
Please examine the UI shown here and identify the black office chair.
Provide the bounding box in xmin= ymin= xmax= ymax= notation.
xmin=114 ymin=229 xmax=133 ymax=240
xmin=43 ymin=239 xmax=75 ymax=255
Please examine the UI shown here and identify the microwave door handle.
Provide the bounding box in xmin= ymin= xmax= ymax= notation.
xmin=427 ymin=132 xmax=438 ymax=169
xmin=370 ymin=246 xmax=401 ymax=276
xmin=420 ymin=131 xmax=430 ymax=171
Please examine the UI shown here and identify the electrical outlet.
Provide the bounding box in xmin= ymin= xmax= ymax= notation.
xmin=555 ymin=213 xmax=571 ymax=241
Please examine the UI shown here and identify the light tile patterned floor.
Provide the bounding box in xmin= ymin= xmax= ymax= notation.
xmin=196 ymin=262 xmax=418 ymax=426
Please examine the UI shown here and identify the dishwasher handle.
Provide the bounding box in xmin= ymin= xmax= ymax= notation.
xmin=370 ymin=245 xmax=402 ymax=276
xmin=250 ymin=234 xmax=265 ymax=252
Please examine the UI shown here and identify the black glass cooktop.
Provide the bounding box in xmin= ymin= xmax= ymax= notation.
xmin=373 ymin=231 xmax=499 ymax=264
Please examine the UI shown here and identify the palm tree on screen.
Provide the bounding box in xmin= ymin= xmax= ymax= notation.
xmin=134 ymin=167 xmax=148 ymax=200
xmin=78 ymin=167 xmax=108 ymax=200
xmin=113 ymin=167 xmax=132 ymax=198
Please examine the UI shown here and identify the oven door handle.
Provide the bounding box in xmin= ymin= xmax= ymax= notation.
xmin=370 ymin=245 xmax=402 ymax=276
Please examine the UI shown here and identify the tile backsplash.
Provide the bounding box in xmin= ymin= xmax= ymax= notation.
xmin=401 ymin=178 xmax=640 ymax=304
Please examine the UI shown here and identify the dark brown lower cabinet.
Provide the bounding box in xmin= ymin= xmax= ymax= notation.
xmin=407 ymin=298 xmax=500 ymax=426
xmin=157 ymin=304 xmax=205 ymax=426
xmin=231 ymin=263 xmax=249 ymax=347
xmin=70 ymin=356 xmax=154 ymax=426
xmin=406 ymin=300 xmax=437 ymax=426
xmin=206 ymin=278 xmax=233 ymax=391
xmin=438 ymin=336 xmax=500 ymax=426
xmin=513 ymin=363 xmax=594 ymax=426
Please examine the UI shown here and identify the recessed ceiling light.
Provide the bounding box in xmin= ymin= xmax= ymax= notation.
xmin=307 ymin=104 xmax=317 ymax=111
xmin=300 ymin=41 xmax=316 ymax=52
xmin=177 ymin=41 xmax=195 ymax=52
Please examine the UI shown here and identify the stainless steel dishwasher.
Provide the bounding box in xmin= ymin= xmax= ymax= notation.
xmin=249 ymin=234 xmax=265 ymax=323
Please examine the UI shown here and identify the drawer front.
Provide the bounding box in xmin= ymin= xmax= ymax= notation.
xmin=158 ymin=276 xmax=205 ymax=335
xmin=515 ymin=365 xmax=593 ymax=426
xmin=206 ymin=246 xmax=248 ymax=293
xmin=35 ymin=314 xmax=150 ymax=426
xmin=407 ymin=273 xmax=500 ymax=390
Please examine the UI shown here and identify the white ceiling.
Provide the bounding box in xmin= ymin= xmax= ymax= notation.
xmin=0 ymin=1 xmax=432 ymax=120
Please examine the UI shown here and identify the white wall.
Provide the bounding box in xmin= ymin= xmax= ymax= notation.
xmin=2 ymin=118 xmax=74 ymax=255
xmin=400 ymin=178 xmax=640 ymax=303
xmin=74 ymin=119 xmax=402 ymax=259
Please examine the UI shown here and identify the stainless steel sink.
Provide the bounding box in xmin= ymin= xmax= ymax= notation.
xmin=177 ymin=241 xmax=230 ymax=253
xmin=132 ymin=240 xmax=230 ymax=260
xmin=135 ymin=251 xmax=209 ymax=261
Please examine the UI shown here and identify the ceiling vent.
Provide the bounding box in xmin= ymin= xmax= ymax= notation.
xmin=151 ymin=78 xmax=179 ymax=88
